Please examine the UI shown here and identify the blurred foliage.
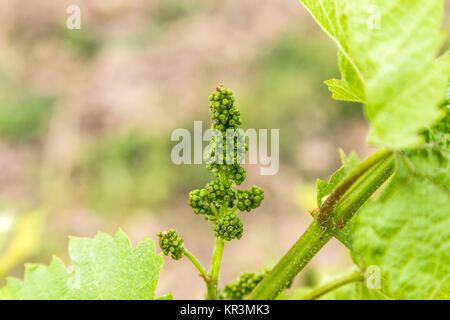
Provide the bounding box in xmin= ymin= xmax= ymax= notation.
xmin=150 ymin=0 xmax=219 ymax=25
xmin=0 ymin=209 xmax=44 ymax=279
xmin=74 ymin=131 xmax=175 ymax=214
xmin=240 ymin=32 xmax=364 ymax=168
xmin=55 ymin=26 xmax=101 ymax=61
xmin=293 ymin=182 xmax=317 ymax=213
xmin=152 ymin=0 xmax=198 ymax=25
xmin=73 ymin=130 xmax=212 ymax=216
xmin=0 ymin=82 xmax=54 ymax=142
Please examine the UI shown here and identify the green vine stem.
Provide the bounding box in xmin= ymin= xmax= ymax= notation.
xmin=206 ymin=237 xmax=225 ymax=300
xmin=317 ymin=149 xmax=392 ymax=225
xmin=248 ymin=150 xmax=395 ymax=300
xmin=301 ymin=271 xmax=364 ymax=300
xmin=204 ymin=167 xmax=230 ymax=299
xmin=183 ymin=248 xmax=210 ymax=282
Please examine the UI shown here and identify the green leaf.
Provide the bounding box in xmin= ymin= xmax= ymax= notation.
xmin=324 ymin=78 xmax=364 ymax=103
xmin=316 ymin=149 xmax=360 ymax=207
xmin=299 ymin=0 xmax=449 ymax=149
xmin=350 ymin=109 xmax=450 ymax=299
xmin=0 ymin=230 xmax=165 ymax=300
xmin=156 ymin=293 xmax=173 ymax=300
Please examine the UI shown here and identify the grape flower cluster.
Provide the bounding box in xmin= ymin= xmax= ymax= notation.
xmin=214 ymin=211 xmax=243 ymax=241
xmin=157 ymin=229 xmax=184 ymax=260
xmin=158 ymin=85 xmax=265 ymax=261
xmin=188 ymin=85 xmax=264 ymax=241
xmin=223 ymin=270 xmax=269 ymax=300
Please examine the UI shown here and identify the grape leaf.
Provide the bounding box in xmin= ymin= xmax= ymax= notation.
xmin=299 ymin=0 xmax=449 ymax=149
xmin=324 ymin=78 xmax=363 ymax=103
xmin=0 ymin=229 xmax=165 ymax=300
xmin=349 ymin=109 xmax=450 ymax=299
xmin=316 ymin=149 xmax=360 ymax=207
xmin=324 ymin=51 xmax=365 ymax=103
xmin=156 ymin=293 xmax=173 ymax=300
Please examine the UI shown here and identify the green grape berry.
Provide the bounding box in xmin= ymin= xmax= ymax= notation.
xmin=214 ymin=211 xmax=243 ymax=241
xmin=236 ymin=186 xmax=264 ymax=212
xmin=224 ymin=270 xmax=269 ymax=300
xmin=157 ymin=229 xmax=184 ymax=260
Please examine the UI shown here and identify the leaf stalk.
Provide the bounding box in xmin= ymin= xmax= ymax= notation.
xmin=301 ymin=271 xmax=364 ymax=300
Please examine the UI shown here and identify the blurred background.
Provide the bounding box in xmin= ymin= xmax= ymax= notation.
xmin=0 ymin=0 xmax=448 ymax=299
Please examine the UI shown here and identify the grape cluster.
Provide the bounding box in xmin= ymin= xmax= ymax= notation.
xmin=207 ymin=162 xmax=247 ymax=186
xmin=157 ymin=230 xmax=184 ymax=260
xmin=188 ymin=189 xmax=212 ymax=215
xmin=205 ymin=135 xmax=247 ymax=186
xmin=189 ymin=180 xmax=236 ymax=218
xmin=159 ymin=85 xmax=266 ymax=279
xmin=186 ymin=85 xmax=264 ymax=242
xmin=204 ymin=85 xmax=248 ymax=186
xmin=214 ymin=211 xmax=243 ymax=241
xmin=204 ymin=180 xmax=236 ymax=207
xmin=205 ymin=135 xmax=247 ymax=168
xmin=223 ymin=270 xmax=269 ymax=300
xmin=236 ymin=186 xmax=264 ymax=212
xmin=225 ymin=164 xmax=246 ymax=186
xmin=209 ymin=85 xmax=242 ymax=132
